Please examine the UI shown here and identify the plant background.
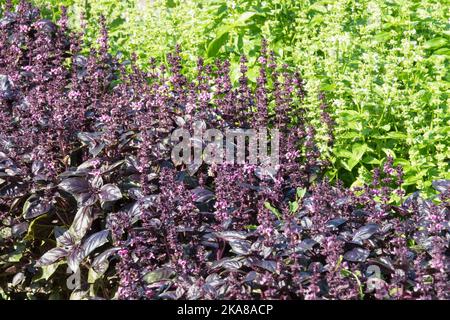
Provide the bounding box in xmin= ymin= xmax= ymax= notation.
xmin=0 ymin=0 xmax=449 ymax=301
xmin=23 ymin=0 xmax=450 ymax=196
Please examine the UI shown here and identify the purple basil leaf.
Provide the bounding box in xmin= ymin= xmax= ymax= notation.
xmin=67 ymin=245 xmax=83 ymax=273
xmin=77 ymin=132 xmax=104 ymax=156
xmin=368 ymin=256 xmax=395 ymax=272
xmin=191 ymin=187 xmax=214 ymax=203
xmin=176 ymin=225 xmax=194 ymax=232
xmin=77 ymin=158 xmax=100 ymax=171
xmin=59 ymin=177 xmax=90 ymax=195
xmin=187 ymin=285 xmax=202 ymax=300
xmin=352 ymin=223 xmax=379 ymax=242
xmin=11 ymin=272 xmax=25 ymax=286
xmin=392 ymin=205 xmax=409 ymax=216
xmin=31 ymin=161 xmax=44 ymax=176
xmin=90 ymin=143 xmax=106 ymax=157
xmin=59 ymin=169 xmax=88 ymax=178
xmin=69 ymin=206 xmax=94 ymax=240
xmin=250 ymin=258 xmax=277 ymax=273
xmin=352 ymin=209 xmax=369 ymax=217
xmin=228 ymin=239 xmax=252 ymax=255
xmin=326 ymin=218 xmax=347 ymax=229
xmin=36 ymin=247 xmax=69 ymax=267
xmin=91 ymin=247 xmax=120 ymax=274
xmin=432 ymin=180 xmax=450 ymax=193
xmin=298 ymin=238 xmax=318 ymax=252
xmin=300 ymin=216 xmax=313 ymax=229
xmin=23 ymin=197 xmax=51 ymax=220
xmin=143 ymin=267 xmax=175 ymax=284
xmin=77 ymin=192 xmax=97 ymax=207
xmin=128 ymin=188 xmax=144 ymax=200
xmin=0 ymin=74 xmax=14 ymax=100
xmin=344 ymin=248 xmax=370 ymax=262
xmin=205 ymin=273 xmax=224 ymax=288
xmin=67 ymin=230 xmax=110 ymax=272
xmin=244 ymin=271 xmax=258 ymax=283
xmin=11 ymin=222 xmax=28 ymax=238
xmin=403 ymin=191 xmax=421 ymax=208
xmin=127 ymin=201 xmax=143 ymax=220
xmin=55 ymin=227 xmax=76 ymax=248
xmin=211 ymin=257 xmax=245 ymax=270
xmin=35 ymin=19 xmax=57 ymax=35
xmin=81 ymin=230 xmax=110 ymax=259
xmin=90 ymin=176 xmax=103 ymax=189
xmin=100 ymin=160 xmax=125 ymax=174
xmin=214 ymin=231 xmax=248 ymax=241
xmin=0 ymin=183 xmax=26 ymax=198
xmin=158 ymin=291 xmax=180 ymax=300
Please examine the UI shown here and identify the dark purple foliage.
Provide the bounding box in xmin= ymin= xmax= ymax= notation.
xmin=0 ymin=2 xmax=448 ymax=300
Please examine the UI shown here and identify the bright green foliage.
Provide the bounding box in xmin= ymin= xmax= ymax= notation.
xmin=30 ymin=0 xmax=450 ymax=195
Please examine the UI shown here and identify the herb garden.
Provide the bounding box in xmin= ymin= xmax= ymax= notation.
xmin=0 ymin=0 xmax=448 ymax=300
